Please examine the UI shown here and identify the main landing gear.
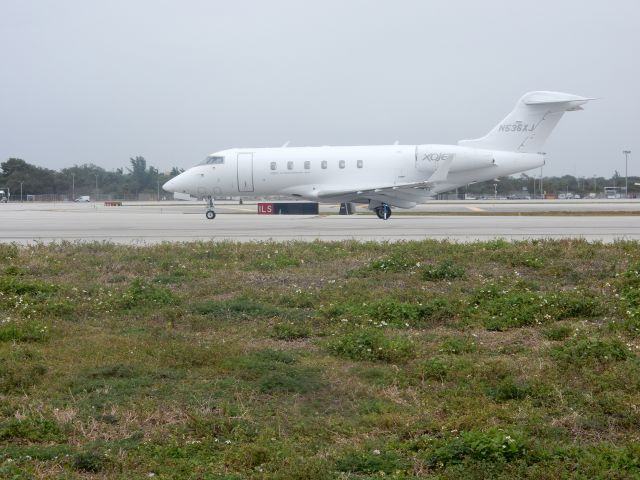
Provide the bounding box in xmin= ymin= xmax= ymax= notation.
xmin=374 ymin=204 xmax=392 ymax=220
xmin=205 ymin=196 xmax=216 ymax=220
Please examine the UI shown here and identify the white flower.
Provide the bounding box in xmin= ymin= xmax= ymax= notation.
xmin=372 ymin=449 xmax=381 ymax=455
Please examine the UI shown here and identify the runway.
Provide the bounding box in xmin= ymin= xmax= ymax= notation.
xmin=0 ymin=201 xmax=639 ymax=243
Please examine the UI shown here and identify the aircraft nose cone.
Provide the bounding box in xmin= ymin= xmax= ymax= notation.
xmin=163 ymin=177 xmax=179 ymax=193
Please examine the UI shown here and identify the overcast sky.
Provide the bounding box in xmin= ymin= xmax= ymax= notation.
xmin=1 ymin=0 xmax=638 ymax=176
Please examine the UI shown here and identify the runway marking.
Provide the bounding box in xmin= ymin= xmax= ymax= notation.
xmin=466 ymin=206 xmax=486 ymax=212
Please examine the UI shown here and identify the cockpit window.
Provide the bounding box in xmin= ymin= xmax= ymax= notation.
xmin=200 ymin=156 xmax=225 ymax=165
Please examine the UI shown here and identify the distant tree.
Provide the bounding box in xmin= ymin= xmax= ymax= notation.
xmin=1 ymin=158 xmax=59 ymax=195
xmin=126 ymin=156 xmax=149 ymax=193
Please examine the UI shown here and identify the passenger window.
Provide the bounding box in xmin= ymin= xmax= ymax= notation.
xmin=270 ymin=162 xmax=277 ymax=171
xmin=304 ymin=161 xmax=310 ymax=170
xmin=357 ymin=160 xmax=363 ymax=169
xmin=287 ymin=161 xmax=294 ymax=170
xmin=339 ymin=160 xmax=345 ymax=169
xmin=321 ymin=160 xmax=327 ymax=169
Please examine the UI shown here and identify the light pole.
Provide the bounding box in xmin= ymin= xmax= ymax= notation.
xmin=94 ymin=174 xmax=99 ymax=202
xmin=20 ymin=181 xmax=23 ymax=202
xmin=623 ymin=150 xmax=631 ymax=198
xmin=493 ymin=183 xmax=498 ymax=199
xmin=157 ymin=177 xmax=160 ymax=201
xmin=71 ymin=173 xmax=75 ymax=201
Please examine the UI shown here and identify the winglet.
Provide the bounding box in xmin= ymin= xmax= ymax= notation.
xmin=282 ymin=141 xmax=290 ymax=148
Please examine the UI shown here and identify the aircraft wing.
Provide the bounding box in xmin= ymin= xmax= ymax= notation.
xmin=315 ymin=155 xmax=453 ymax=208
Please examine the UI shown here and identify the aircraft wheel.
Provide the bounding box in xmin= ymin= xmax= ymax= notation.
xmin=205 ymin=210 xmax=216 ymax=220
xmin=375 ymin=205 xmax=392 ymax=220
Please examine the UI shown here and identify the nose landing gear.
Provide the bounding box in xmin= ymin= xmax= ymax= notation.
xmin=374 ymin=204 xmax=392 ymax=220
xmin=205 ymin=196 xmax=216 ymax=220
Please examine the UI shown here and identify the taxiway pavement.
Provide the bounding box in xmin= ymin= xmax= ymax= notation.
xmin=0 ymin=201 xmax=638 ymax=244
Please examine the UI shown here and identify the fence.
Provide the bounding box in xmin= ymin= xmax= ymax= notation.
xmin=7 ymin=193 xmax=171 ymax=202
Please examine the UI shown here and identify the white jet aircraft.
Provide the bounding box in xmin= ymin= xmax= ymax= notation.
xmin=163 ymin=91 xmax=591 ymax=220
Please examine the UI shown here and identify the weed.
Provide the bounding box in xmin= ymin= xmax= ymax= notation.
xmin=234 ymin=349 xmax=321 ymax=394
xmin=3 ymin=265 xmax=27 ymax=276
xmin=487 ymin=377 xmax=533 ymax=402
xmin=73 ymin=450 xmax=108 ymax=473
xmin=0 ymin=320 xmax=49 ymax=342
xmin=320 ymin=297 xmax=457 ymax=328
xmin=418 ymin=357 xmax=449 ymax=381
xmin=326 ymin=329 xmax=415 ymax=363
xmin=543 ymin=324 xmax=573 ymax=341
xmin=0 ymin=418 xmax=64 ymax=442
xmin=368 ymin=254 xmax=418 ymax=273
xmin=270 ymin=321 xmax=311 ymax=340
xmin=422 ymin=260 xmax=465 ymax=281
xmin=424 ymin=429 xmax=528 ymax=466
xmin=336 ymin=448 xmax=408 ymax=474
xmin=117 ymin=279 xmax=177 ymax=309
xmin=0 ymin=346 xmax=47 ymax=393
xmin=439 ymin=336 xmax=477 ymax=355
xmin=0 ymin=277 xmax=56 ymax=296
xmin=553 ymin=338 xmax=632 ymax=365
xmin=509 ymin=253 xmax=545 ymax=269
xmin=470 ymin=283 xmax=603 ymax=331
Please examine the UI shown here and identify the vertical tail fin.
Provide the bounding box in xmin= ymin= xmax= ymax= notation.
xmin=458 ymin=91 xmax=593 ymax=153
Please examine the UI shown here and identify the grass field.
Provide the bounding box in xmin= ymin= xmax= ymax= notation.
xmin=1 ymin=240 xmax=639 ymax=479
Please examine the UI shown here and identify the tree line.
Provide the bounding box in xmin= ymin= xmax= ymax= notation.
xmin=464 ymin=171 xmax=639 ymax=198
xmin=0 ymin=157 xmax=182 ymax=199
xmin=1 ymin=157 xmax=637 ymax=199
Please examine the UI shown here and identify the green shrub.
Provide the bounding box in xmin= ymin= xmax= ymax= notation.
xmin=0 ymin=244 xmax=19 ymax=261
xmin=248 ymin=253 xmax=300 ymax=271
xmin=470 ymin=284 xmax=603 ymax=331
xmin=425 ymin=429 xmax=528 ymax=467
xmin=0 ymin=320 xmax=49 ymax=342
xmin=439 ymin=337 xmax=477 ymax=355
xmin=320 ymin=297 xmax=456 ymax=328
xmin=368 ymin=254 xmax=418 ymax=273
xmin=0 ymin=418 xmax=64 ymax=442
xmin=422 ymin=260 xmax=465 ymax=281
xmin=117 ymin=279 xmax=177 ymax=309
xmin=487 ymin=377 xmax=533 ymax=402
xmin=271 ymin=321 xmax=311 ymax=340
xmin=70 ymin=364 xmax=161 ymax=409
xmin=0 ymin=363 xmax=47 ymax=393
xmin=368 ymin=299 xmax=424 ymax=325
xmin=3 ymin=265 xmax=27 ymax=276
xmin=418 ymin=357 xmax=449 ymax=381
xmin=508 ymin=253 xmax=545 ymax=269
xmin=276 ymin=290 xmax=316 ymax=308
xmin=617 ymin=262 xmax=640 ymax=330
xmin=235 ymin=349 xmax=321 ymax=394
xmin=543 ymin=324 xmax=573 ymax=341
xmin=553 ymin=338 xmax=632 ymax=365
xmin=73 ymin=450 xmax=108 ymax=473
xmin=326 ymin=329 xmax=415 ymax=363
xmin=0 ymin=277 xmax=56 ymax=296
xmin=336 ymin=448 xmax=408 ymax=474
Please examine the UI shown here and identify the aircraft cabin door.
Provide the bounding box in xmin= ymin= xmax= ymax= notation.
xmin=237 ymin=153 xmax=254 ymax=192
